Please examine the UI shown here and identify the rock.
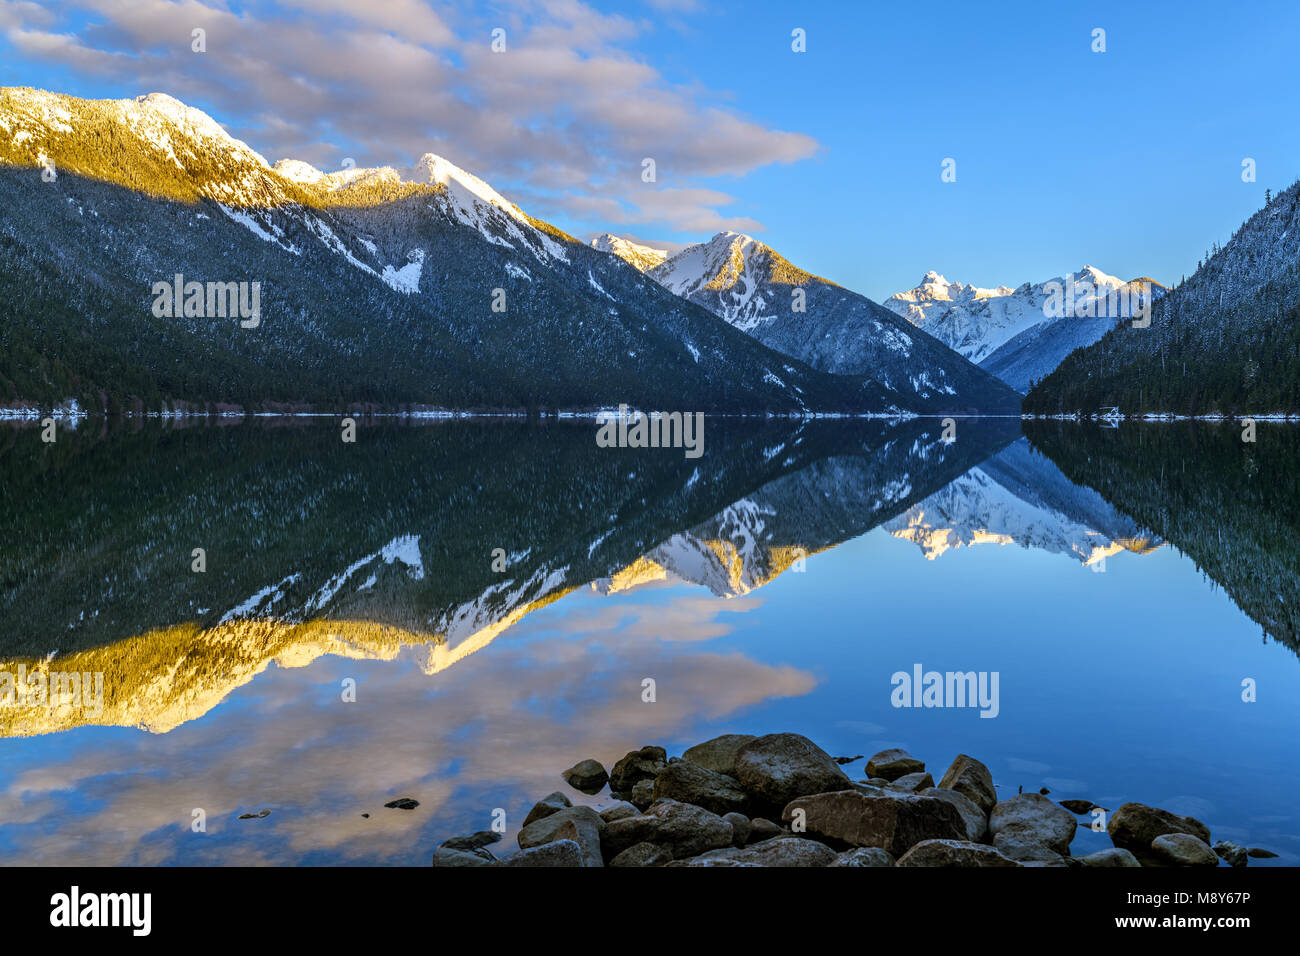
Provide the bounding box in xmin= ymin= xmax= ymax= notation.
xmin=936 ymin=754 xmax=997 ymax=815
xmin=831 ymin=847 xmax=895 ymax=867
xmin=1151 ymin=833 xmax=1219 ymax=867
xmin=609 ymin=746 xmax=667 ymax=793
xmin=834 ymin=755 xmax=865 ymax=765
xmin=722 ymin=812 xmax=751 ymax=847
xmin=1213 ymin=841 xmax=1248 ymax=867
xmin=989 ymin=793 xmax=1076 ymax=854
xmin=865 ymin=748 xmax=925 ymax=781
xmin=628 ymin=779 xmax=655 ymax=810
xmin=896 ymin=839 xmax=1021 ymax=867
xmin=651 ymin=759 xmax=750 ymax=815
xmin=1059 ymin=799 xmax=1100 ymax=815
xmin=517 ymin=805 xmax=604 ymax=866
xmin=432 ymin=845 xmax=496 ymax=867
xmin=609 ymin=842 xmax=673 ymax=867
xmin=237 ymin=809 xmax=271 ymax=819
xmin=598 ymin=801 xmax=639 ymax=823
xmin=748 ymin=818 xmax=784 ymax=844
xmin=887 ymin=772 xmax=935 ymax=793
xmin=1039 ymin=787 xmax=1050 ymax=795
xmin=561 ymin=759 xmax=609 ymax=794
xmin=1107 ymin=802 xmax=1211 ymax=851
xmin=1247 ymin=847 xmax=1278 ymax=859
xmin=522 ymin=791 xmax=572 ymax=828
xmin=918 ymin=787 xmax=988 ymax=842
xmin=866 ymin=777 xmax=892 ymax=788
xmin=602 ymin=799 xmax=735 ymax=861
xmin=384 ymin=798 xmax=419 ymax=810
xmin=496 ymin=839 xmax=586 ymax=867
xmin=440 ymin=830 xmax=502 ymax=852
xmin=733 ymin=733 xmax=853 ymax=813
xmin=669 ymin=837 xmax=838 ymax=867
xmin=682 ymin=734 xmax=756 ymax=776
xmin=782 ymin=790 xmax=966 ymax=857
xmin=1075 ymin=847 xmax=1141 ymax=867
xmin=992 ymin=829 xmax=1067 ymax=865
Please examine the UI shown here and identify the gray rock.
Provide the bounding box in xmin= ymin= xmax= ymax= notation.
xmin=989 ymin=793 xmax=1076 ymax=854
xmin=782 ymin=789 xmax=966 ymax=857
xmin=496 ymin=839 xmax=586 ymax=867
xmin=1151 ymin=833 xmax=1219 ymax=867
xmin=432 ymin=845 xmax=496 ymax=867
xmin=1213 ymin=840 xmax=1249 ymax=868
xmin=522 ymin=792 xmax=571 ymax=828
xmin=722 ymin=812 xmax=751 ymax=847
xmin=609 ymin=746 xmax=667 ymax=793
xmin=733 ymin=733 xmax=853 ymax=813
xmin=831 ymin=847 xmax=895 ymax=867
xmin=896 ymin=839 xmax=1021 ymax=867
xmin=609 ymin=841 xmax=673 ymax=867
xmin=517 ymin=805 xmax=604 ymax=866
xmin=866 ymin=777 xmax=893 ymax=788
xmin=1075 ymin=847 xmax=1140 ymax=867
xmin=1247 ymin=847 xmax=1278 ymax=859
xmin=602 ymin=799 xmax=735 ymax=861
xmin=992 ymin=829 xmax=1067 ymax=865
xmin=887 ymin=772 xmax=935 ymax=793
xmin=748 ymin=818 xmax=784 ymax=844
xmin=1059 ymin=799 xmax=1101 ymax=815
xmin=936 ymin=754 xmax=997 ymax=815
xmin=651 ymin=759 xmax=750 ymax=816
xmin=669 ymin=836 xmax=838 ymax=867
xmin=682 ymin=734 xmax=757 ymax=776
xmin=1107 ymin=803 xmax=1211 ymax=851
xmin=919 ymin=787 xmax=988 ymax=842
xmin=598 ymin=801 xmax=639 ymax=824
xmin=561 ymin=759 xmax=609 ymax=794
xmin=865 ymin=748 xmax=925 ymax=782
xmin=834 ymin=754 xmax=865 ymax=765
xmin=439 ymin=830 xmax=503 ymax=852
xmin=628 ymin=779 xmax=655 ymax=810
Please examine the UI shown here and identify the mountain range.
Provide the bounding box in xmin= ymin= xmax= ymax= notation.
xmin=590 ymin=230 xmax=1023 ymax=413
xmin=0 ymin=87 xmax=1022 ymax=417
xmin=884 ymin=268 xmax=1166 ymax=393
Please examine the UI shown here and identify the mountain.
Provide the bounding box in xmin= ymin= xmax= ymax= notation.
xmin=596 ymin=230 xmax=1021 ymax=413
xmin=0 ymin=88 xmax=892 ymax=416
xmin=1026 ymin=182 xmax=1300 ymax=415
xmin=885 ymin=268 xmax=1166 ymax=392
xmin=589 ymin=232 xmax=671 ymax=272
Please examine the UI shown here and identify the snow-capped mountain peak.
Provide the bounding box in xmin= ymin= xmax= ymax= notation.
xmin=589 ymin=232 xmax=671 ymax=272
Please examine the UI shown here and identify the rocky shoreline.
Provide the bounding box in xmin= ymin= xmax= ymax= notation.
xmin=431 ymin=733 xmax=1277 ymax=868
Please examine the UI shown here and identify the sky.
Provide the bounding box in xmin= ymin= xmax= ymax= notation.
xmin=1 ymin=0 xmax=1297 ymax=300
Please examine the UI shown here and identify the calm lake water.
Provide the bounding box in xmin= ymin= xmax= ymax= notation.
xmin=1 ymin=417 xmax=1297 ymax=865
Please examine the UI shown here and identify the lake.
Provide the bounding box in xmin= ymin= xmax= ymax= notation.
xmin=1 ymin=416 xmax=1297 ymax=865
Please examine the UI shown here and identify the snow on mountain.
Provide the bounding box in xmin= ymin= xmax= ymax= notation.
xmin=590 ymin=232 xmax=670 ymax=272
xmin=885 ymin=267 xmax=1165 ymax=392
xmin=638 ymin=231 xmax=1023 ymax=413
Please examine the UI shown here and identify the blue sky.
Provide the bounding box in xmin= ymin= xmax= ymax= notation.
xmin=1 ymin=0 xmax=1296 ymax=299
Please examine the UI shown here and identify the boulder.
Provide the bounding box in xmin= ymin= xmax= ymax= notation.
xmin=896 ymin=839 xmax=1021 ymax=867
xmin=609 ymin=841 xmax=674 ymax=867
xmin=722 ymin=812 xmax=752 ymax=847
xmin=682 ymin=734 xmax=757 ymax=776
xmin=1059 ymin=799 xmax=1101 ymax=815
xmin=1213 ymin=840 xmax=1248 ymax=868
xmin=887 ymin=772 xmax=934 ymax=793
xmin=517 ymin=805 xmax=604 ymax=866
xmin=628 ymin=779 xmax=655 ymax=810
xmin=936 ymin=754 xmax=997 ymax=814
xmin=561 ymin=759 xmax=609 ymax=794
xmin=831 ymin=847 xmax=895 ymax=867
xmin=992 ymin=829 xmax=1067 ymax=866
xmin=609 ymin=746 xmax=667 ymax=793
xmin=919 ymin=787 xmax=988 ymax=842
xmin=733 ymin=733 xmax=853 ymax=813
xmin=522 ymin=792 xmax=571 ymax=828
xmin=989 ymin=793 xmax=1076 ymax=854
xmin=496 ymin=839 xmax=586 ymax=867
xmin=602 ymin=799 xmax=735 ymax=861
xmin=432 ymin=845 xmax=496 ymax=867
xmin=669 ymin=837 xmax=838 ymax=867
xmin=782 ymin=790 xmax=966 ymax=857
xmin=1107 ymin=802 xmax=1211 ymax=851
xmin=1247 ymin=847 xmax=1278 ymax=859
xmin=1151 ymin=833 xmax=1219 ymax=867
xmin=651 ymin=760 xmax=750 ymax=816
xmin=1075 ymin=847 xmax=1140 ymax=867
xmin=439 ymin=830 xmax=502 ymax=852
xmin=598 ymin=801 xmax=639 ymax=824
xmin=748 ymin=818 xmax=784 ymax=844
xmin=865 ymin=748 xmax=925 ymax=781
